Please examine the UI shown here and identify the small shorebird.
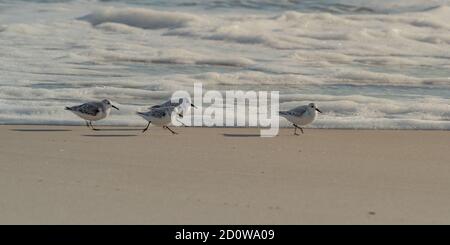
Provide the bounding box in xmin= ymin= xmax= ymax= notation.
xmin=149 ymin=97 xmax=196 ymax=117
xmin=149 ymin=97 xmax=197 ymax=126
xmin=137 ymin=106 xmax=180 ymax=134
xmin=65 ymin=99 xmax=119 ymax=130
xmin=279 ymin=103 xmax=322 ymax=135
xmin=149 ymin=97 xmax=197 ymax=111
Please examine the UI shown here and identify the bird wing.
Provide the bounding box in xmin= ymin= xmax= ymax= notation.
xmin=149 ymin=108 xmax=168 ymax=118
xmin=74 ymin=102 xmax=100 ymax=116
xmin=280 ymin=106 xmax=307 ymax=117
xmin=148 ymin=99 xmax=184 ymax=110
xmin=161 ymin=100 xmax=177 ymax=107
xmin=291 ymin=106 xmax=308 ymax=116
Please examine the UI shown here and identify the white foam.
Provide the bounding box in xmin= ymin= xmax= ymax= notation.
xmin=79 ymin=7 xmax=201 ymax=29
xmin=96 ymin=22 xmax=143 ymax=34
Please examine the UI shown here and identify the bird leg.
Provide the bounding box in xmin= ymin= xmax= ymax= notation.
xmin=85 ymin=121 xmax=91 ymax=129
xmin=293 ymin=125 xmax=299 ymax=136
xmin=164 ymin=126 xmax=178 ymax=135
xmin=89 ymin=121 xmax=99 ymax=131
xmin=293 ymin=124 xmax=304 ymax=135
xmin=142 ymin=121 xmax=151 ymax=133
xmin=176 ymin=119 xmax=188 ymax=127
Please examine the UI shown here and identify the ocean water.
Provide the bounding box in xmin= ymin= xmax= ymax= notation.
xmin=0 ymin=0 xmax=449 ymax=129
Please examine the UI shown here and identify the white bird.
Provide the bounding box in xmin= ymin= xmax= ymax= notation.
xmin=279 ymin=103 xmax=322 ymax=135
xmin=137 ymin=106 xmax=180 ymax=134
xmin=149 ymin=97 xmax=197 ymax=117
xmin=65 ymin=99 xmax=119 ymax=130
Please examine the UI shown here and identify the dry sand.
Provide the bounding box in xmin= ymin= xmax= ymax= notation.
xmin=0 ymin=125 xmax=449 ymax=224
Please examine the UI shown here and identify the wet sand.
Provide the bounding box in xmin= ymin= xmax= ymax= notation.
xmin=0 ymin=125 xmax=449 ymax=224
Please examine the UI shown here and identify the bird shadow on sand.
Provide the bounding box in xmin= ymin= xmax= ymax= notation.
xmin=11 ymin=129 xmax=72 ymax=132
xmin=82 ymin=134 xmax=138 ymax=137
xmin=223 ymin=133 xmax=261 ymax=137
xmin=91 ymin=128 xmax=144 ymax=131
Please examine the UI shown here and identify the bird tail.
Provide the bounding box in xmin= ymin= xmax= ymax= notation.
xmin=279 ymin=111 xmax=288 ymax=116
xmin=65 ymin=106 xmax=72 ymax=111
xmin=136 ymin=112 xmax=146 ymax=116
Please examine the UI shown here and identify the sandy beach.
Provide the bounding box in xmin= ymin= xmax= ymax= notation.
xmin=0 ymin=125 xmax=449 ymax=224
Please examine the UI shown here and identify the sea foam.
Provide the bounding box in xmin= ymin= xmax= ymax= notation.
xmin=79 ymin=7 xmax=201 ymax=29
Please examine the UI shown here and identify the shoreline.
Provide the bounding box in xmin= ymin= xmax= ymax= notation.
xmin=1 ymin=124 xmax=449 ymax=131
xmin=1 ymin=125 xmax=449 ymax=224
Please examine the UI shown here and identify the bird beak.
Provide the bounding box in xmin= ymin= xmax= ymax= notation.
xmin=112 ymin=105 xmax=119 ymax=110
xmin=316 ymin=108 xmax=322 ymax=113
xmin=191 ymin=103 xmax=198 ymax=109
